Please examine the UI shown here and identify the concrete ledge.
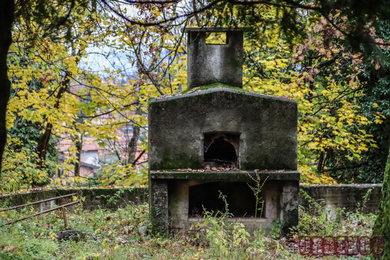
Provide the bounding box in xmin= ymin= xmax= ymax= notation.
xmin=150 ymin=170 xmax=300 ymax=180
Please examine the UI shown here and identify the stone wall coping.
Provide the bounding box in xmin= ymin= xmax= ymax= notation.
xmin=0 ymin=187 xmax=148 ymax=211
xmin=0 ymin=187 xmax=146 ymax=198
xmin=150 ymin=170 xmax=300 ymax=180
xmin=300 ymin=184 xmax=383 ymax=188
xmin=149 ymin=86 xmax=297 ymax=105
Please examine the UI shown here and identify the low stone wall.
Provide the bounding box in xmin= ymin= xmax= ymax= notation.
xmin=299 ymin=184 xmax=383 ymax=214
xmin=0 ymin=188 xmax=148 ymax=211
xmin=0 ymin=184 xmax=382 ymax=214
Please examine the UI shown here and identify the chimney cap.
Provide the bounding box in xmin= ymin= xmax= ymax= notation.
xmin=184 ymin=27 xmax=250 ymax=32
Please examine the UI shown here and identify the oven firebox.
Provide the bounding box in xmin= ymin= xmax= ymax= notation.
xmin=204 ymin=132 xmax=240 ymax=168
xmin=148 ymin=27 xmax=299 ymax=235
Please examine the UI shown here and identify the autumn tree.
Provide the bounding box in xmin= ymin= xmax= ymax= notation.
xmin=0 ymin=0 xmax=94 ymax=185
xmin=2 ymin=0 xmax=148 ymax=188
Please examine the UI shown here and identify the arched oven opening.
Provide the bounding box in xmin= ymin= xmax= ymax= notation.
xmin=204 ymin=132 xmax=240 ymax=168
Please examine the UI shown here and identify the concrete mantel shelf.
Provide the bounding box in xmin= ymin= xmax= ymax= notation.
xmin=150 ymin=170 xmax=300 ymax=181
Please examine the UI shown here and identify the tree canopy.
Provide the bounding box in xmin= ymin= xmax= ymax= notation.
xmin=0 ymin=0 xmax=389 ymax=185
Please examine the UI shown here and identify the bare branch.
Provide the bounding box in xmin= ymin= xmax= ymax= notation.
xmin=101 ymin=0 xmax=221 ymax=27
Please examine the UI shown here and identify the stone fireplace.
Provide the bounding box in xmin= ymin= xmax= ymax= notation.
xmin=148 ymin=27 xmax=299 ymax=235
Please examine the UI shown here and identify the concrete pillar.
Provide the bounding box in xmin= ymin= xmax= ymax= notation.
xmin=280 ymin=180 xmax=299 ymax=234
xmin=150 ymin=180 xmax=169 ymax=235
xmin=264 ymin=181 xmax=280 ymax=222
xmin=169 ymin=180 xmax=189 ymax=231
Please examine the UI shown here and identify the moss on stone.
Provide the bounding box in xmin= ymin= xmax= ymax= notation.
xmin=150 ymin=154 xmax=201 ymax=170
xmin=149 ymin=97 xmax=180 ymax=109
xmin=180 ymin=83 xmax=252 ymax=94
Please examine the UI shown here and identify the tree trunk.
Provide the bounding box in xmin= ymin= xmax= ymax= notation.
xmin=36 ymin=122 xmax=53 ymax=169
xmin=372 ymin=147 xmax=390 ymax=259
xmin=36 ymin=79 xmax=68 ymax=169
xmin=74 ymin=137 xmax=82 ymax=177
xmin=317 ymin=150 xmax=324 ymax=172
xmin=127 ymin=104 xmax=141 ymax=165
xmin=0 ymin=0 xmax=14 ymax=173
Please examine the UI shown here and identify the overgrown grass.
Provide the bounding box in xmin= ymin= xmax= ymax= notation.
xmin=0 ymin=191 xmax=377 ymax=259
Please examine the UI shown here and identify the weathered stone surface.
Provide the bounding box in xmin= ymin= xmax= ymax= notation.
xmin=148 ymin=86 xmax=298 ymax=171
xmin=185 ymin=28 xmax=244 ymax=89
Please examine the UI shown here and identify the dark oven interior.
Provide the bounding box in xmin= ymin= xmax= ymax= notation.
xmin=188 ymin=181 xmax=265 ymax=218
xmin=203 ymin=132 xmax=240 ymax=168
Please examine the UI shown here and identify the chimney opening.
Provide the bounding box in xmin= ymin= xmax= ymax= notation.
xmin=205 ymin=32 xmax=227 ymax=45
